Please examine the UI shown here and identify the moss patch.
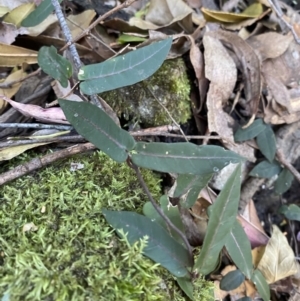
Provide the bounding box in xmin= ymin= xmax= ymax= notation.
xmin=0 ymin=151 xmax=213 ymax=300
xmin=101 ymin=58 xmax=191 ymax=127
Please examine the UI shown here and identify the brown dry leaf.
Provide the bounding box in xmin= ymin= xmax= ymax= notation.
xmin=240 ymin=200 xmax=269 ymax=248
xmin=51 ymin=80 xmax=82 ymax=102
xmin=67 ymin=10 xmax=96 ymax=38
xmin=215 ymin=265 xmax=257 ymax=299
xmin=0 ymin=142 xmax=50 ymax=161
xmin=261 ymin=39 xmax=300 ymax=124
xmin=0 ymin=43 xmax=37 ymax=66
xmin=0 ymin=69 xmax=27 ymax=114
xmin=187 ymin=35 xmax=207 ymax=111
xmin=84 ymin=26 xmax=116 ymax=60
xmin=224 ymin=8 xmax=271 ymax=31
xmin=23 ymin=35 xmax=92 ymax=57
xmin=247 ymin=32 xmax=293 ymax=61
xmin=2 ymin=96 xmax=69 ymax=124
xmin=252 ymin=245 xmax=266 ymax=268
xmin=208 ymin=30 xmax=261 ymax=119
xmin=3 ymin=2 xmax=34 ymax=27
xmin=257 ymin=225 xmax=298 ymax=284
xmin=264 ymin=104 xmax=300 ymax=124
xmin=130 ymin=0 xmax=194 ymax=33
xmin=203 ymin=33 xmax=255 ymax=161
xmin=202 ymin=3 xmax=263 ymax=23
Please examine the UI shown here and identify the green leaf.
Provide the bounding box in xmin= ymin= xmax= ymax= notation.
xmin=118 ymin=34 xmax=147 ymax=44
xmin=22 ymin=0 xmax=63 ymax=27
xmin=234 ymin=119 xmax=266 ymax=142
xmin=220 ymin=269 xmax=245 ymax=291
xmin=279 ymin=204 xmax=300 ymax=221
xmin=252 ymin=269 xmax=270 ymax=301
xmin=225 ymin=221 xmax=253 ymax=279
xmin=102 ymin=210 xmax=192 ymax=277
xmin=143 ymin=196 xmax=185 ymax=244
xmin=249 ymin=160 xmax=281 ymax=179
xmin=177 ymin=276 xmax=194 ymax=301
xmin=174 ymin=174 xmax=213 ymax=208
xmin=256 ymin=124 xmax=276 ymax=162
xmin=79 ymin=38 xmax=172 ymax=95
xmin=38 ymin=46 xmax=72 ymax=88
xmin=58 ymin=100 xmax=136 ymax=162
xmin=131 ymin=142 xmax=244 ymax=175
xmin=275 ymin=168 xmax=294 ymax=194
xmin=195 ymin=164 xmax=242 ymax=274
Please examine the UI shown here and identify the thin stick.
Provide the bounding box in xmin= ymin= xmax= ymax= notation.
xmin=0 ymin=143 xmax=96 ymax=186
xmin=128 ymin=158 xmax=194 ymax=264
xmin=0 ymin=123 xmax=72 ymax=130
xmin=276 ymin=149 xmax=300 ymax=184
xmin=51 ymin=0 xmax=81 ymax=72
xmin=51 ymin=0 xmax=102 ymax=108
xmin=60 ymin=0 xmax=138 ymax=52
xmin=0 ymin=135 xmax=85 ymax=149
xmin=267 ymin=0 xmax=300 ymax=44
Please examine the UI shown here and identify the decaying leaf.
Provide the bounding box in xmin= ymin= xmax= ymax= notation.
xmin=208 ymin=30 xmax=261 ymax=119
xmin=0 ymin=69 xmax=27 ymax=114
xmin=203 ymin=32 xmax=255 ymax=162
xmin=262 ymin=39 xmax=300 ymax=124
xmin=130 ymin=0 xmax=194 ymax=33
xmin=0 ymin=43 xmax=37 ymax=66
xmin=247 ymin=32 xmax=293 ymax=61
xmin=257 ymin=225 xmax=298 ymax=283
xmin=2 ymin=95 xmax=69 ymax=124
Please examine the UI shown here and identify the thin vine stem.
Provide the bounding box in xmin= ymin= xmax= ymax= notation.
xmin=128 ymin=157 xmax=194 ymax=264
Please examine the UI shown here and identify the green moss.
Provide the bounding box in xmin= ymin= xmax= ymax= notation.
xmin=0 ymin=151 xmax=213 ymax=300
xmin=101 ymin=58 xmax=191 ymax=127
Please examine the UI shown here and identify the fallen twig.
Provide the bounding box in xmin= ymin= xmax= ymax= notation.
xmin=0 ymin=143 xmax=96 ymax=186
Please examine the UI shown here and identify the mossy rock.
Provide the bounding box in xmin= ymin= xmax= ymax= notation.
xmin=101 ymin=58 xmax=191 ymax=127
xmin=0 ymin=151 xmax=213 ymax=301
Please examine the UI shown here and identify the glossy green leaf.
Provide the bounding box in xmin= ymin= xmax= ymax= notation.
xmin=177 ymin=276 xmax=194 ymax=301
xmin=225 ymin=220 xmax=253 ymax=279
xmin=275 ymin=168 xmax=294 ymax=194
xmin=195 ymin=164 xmax=242 ymax=274
xmin=79 ymin=38 xmax=172 ymax=95
xmin=256 ymin=124 xmax=276 ymax=162
xmin=220 ymin=269 xmax=245 ymax=291
xmin=173 ymin=174 xmax=212 ymax=208
xmin=279 ymin=204 xmax=300 ymax=221
xmin=252 ymin=269 xmax=270 ymax=301
xmin=249 ymin=160 xmax=281 ymax=179
xmin=22 ymin=0 xmax=62 ymax=27
xmin=143 ymin=195 xmax=185 ymax=244
xmin=102 ymin=210 xmax=192 ymax=277
xmin=131 ymin=142 xmax=244 ymax=175
xmin=38 ymin=46 xmax=72 ymax=88
xmin=58 ymin=99 xmax=136 ymax=162
xmin=234 ymin=119 xmax=266 ymax=142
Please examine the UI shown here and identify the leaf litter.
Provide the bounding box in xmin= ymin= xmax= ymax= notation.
xmin=1 ymin=0 xmax=300 ymax=300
